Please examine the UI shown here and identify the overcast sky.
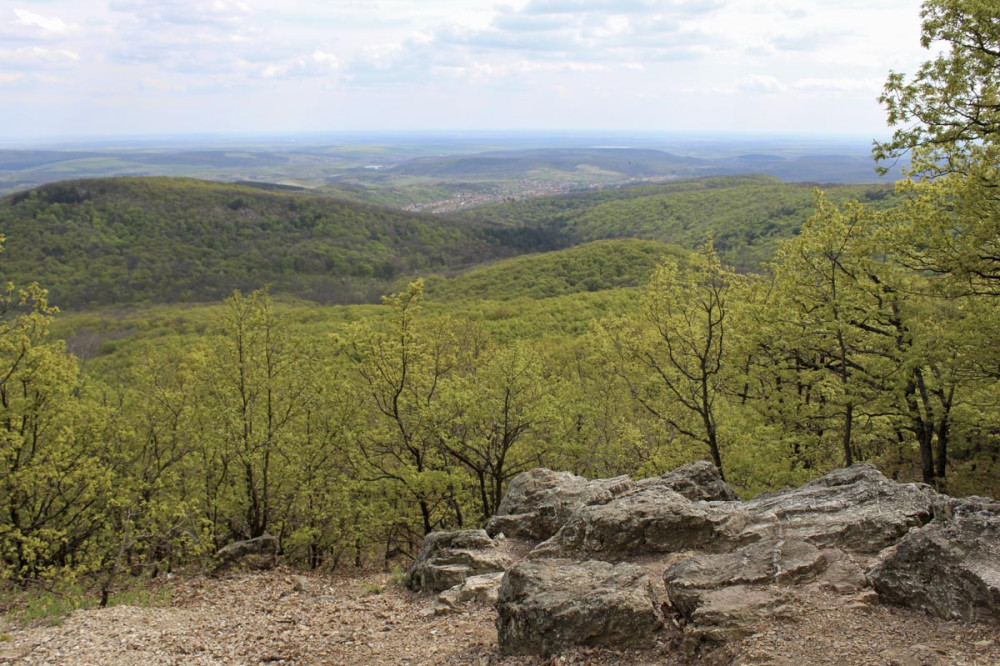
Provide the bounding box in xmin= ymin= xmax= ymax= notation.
xmin=1 ymin=0 xmax=930 ymax=140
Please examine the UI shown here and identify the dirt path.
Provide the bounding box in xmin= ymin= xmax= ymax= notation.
xmin=1 ymin=568 xmax=998 ymax=665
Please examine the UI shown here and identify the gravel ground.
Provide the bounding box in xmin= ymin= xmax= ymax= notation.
xmin=0 ymin=568 xmax=998 ymax=665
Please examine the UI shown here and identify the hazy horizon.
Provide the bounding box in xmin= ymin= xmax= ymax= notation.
xmin=0 ymin=128 xmax=887 ymax=151
xmin=3 ymin=1 xmax=927 ymax=140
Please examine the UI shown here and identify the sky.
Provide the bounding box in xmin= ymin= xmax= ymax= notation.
xmin=0 ymin=0 xmax=931 ymax=140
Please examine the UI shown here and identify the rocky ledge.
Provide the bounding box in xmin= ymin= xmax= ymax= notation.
xmin=406 ymin=461 xmax=1000 ymax=659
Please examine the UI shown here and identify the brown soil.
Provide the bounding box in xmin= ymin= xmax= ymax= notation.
xmin=0 ymin=568 xmax=997 ymax=665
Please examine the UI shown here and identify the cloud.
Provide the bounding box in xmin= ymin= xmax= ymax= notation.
xmin=342 ymin=0 xmax=718 ymax=86
xmin=257 ymin=50 xmax=341 ymax=79
xmin=771 ymin=30 xmax=848 ymax=52
xmin=13 ymin=9 xmax=70 ymax=35
xmin=0 ymin=72 xmax=25 ymax=84
xmin=517 ymin=0 xmax=723 ymax=15
xmin=0 ymin=46 xmax=80 ymax=69
xmin=736 ymin=74 xmax=786 ymax=94
xmin=106 ymin=0 xmax=259 ymax=73
xmin=794 ymin=77 xmax=882 ymax=93
xmin=109 ymin=0 xmax=251 ymax=28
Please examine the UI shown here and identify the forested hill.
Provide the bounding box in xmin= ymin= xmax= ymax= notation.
xmin=0 ymin=174 xmax=899 ymax=309
xmin=417 ymin=238 xmax=688 ymax=302
xmin=453 ymin=175 xmax=899 ymax=271
xmin=0 ymin=177 xmax=548 ymax=308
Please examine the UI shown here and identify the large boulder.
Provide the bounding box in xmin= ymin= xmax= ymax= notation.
xmin=741 ymin=464 xmax=935 ymax=552
xmin=868 ymin=496 xmax=1000 ymax=622
xmin=637 ymin=460 xmax=738 ymax=502
xmin=531 ymin=485 xmax=748 ymax=559
xmin=677 ymin=586 xmax=795 ymax=654
xmin=405 ymin=529 xmax=513 ymax=593
xmin=214 ymin=534 xmax=279 ymax=571
xmin=496 ymin=558 xmax=661 ymax=656
xmin=486 ymin=469 xmax=634 ymax=540
xmin=663 ymin=538 xmax=867 ymax=655
xmin=437 ymin=572 xmax=506 ymax=609
xmin=663 ymin=537 xmax=829 ymax=618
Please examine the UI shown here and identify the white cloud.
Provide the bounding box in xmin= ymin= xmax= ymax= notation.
xmin=0 ymin=0 xmax=931 ymax=137
xmin=258 ymin=50 xmax=341 ymax=78
xmin=0 ymin=72 xmax=25 ymax=84
xmin=794 ymin=77 xmax=882 ymax=93
xmin=517 ymin=0 xmax=723 ymax=15
xmin=736 ymin=74 xmax=786 ymax=94
xmin=0 ymin=46 xmax=80 ymax=68
xmin=13 ymin=9 xmax=70 ymax=35
xmin=109 ymin=0 xmax=250 ymax=27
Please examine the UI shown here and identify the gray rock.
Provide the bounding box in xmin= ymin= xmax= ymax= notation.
xmin=681 ymin=587 xmax=795 ymax=654
xmin=662 ymin=537 xmax=867 ymax=648
xmin=741 ymin=464 xmax=935 ymax=552
xmin=437 ymin=572 xmax=505 ymax=607
xmin=486 ymin=468 xmax=634 ymax=540
xmin=815 ymin=548 xmax=868 ymax=594
xmin=405 ymin=529 xmax=513 ymax=593
xmin=663 ymin=537 xmax=828 ymax=618
xmin=868 ymin=496 xmax=1000 ymax=621
xmin=496 ymin=558 xmax=661 ymax=656
xmin=215 ymin=534 xmax=278 ymax=567
xmin=531 ymin=485 xmax=748 ymax=559
xmin=638 ymin=460 xmax=738 ymax=502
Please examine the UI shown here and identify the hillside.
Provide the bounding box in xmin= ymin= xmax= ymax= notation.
xmin=417 ymin=238 xmax=687 ymax=302
xmin=455 ymin=175 xmax=898 ymax=270
xmin=0 ymin=177 xmax=541 ymax=308
xmin=0 ymin=174 xmax=897 ymax=309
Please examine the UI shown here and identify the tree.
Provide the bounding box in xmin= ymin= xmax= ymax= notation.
xmin=874 ymin=0 xmax=1000 ymax=178
xmin=345 ymin=280 xmax=468 ymax=540
xmin=199 ymin=289 xmax=319 ymax=543
xmin=434 ymin=341 xmax=554 ymax=523
xmin=0 ymin=282 xmax=111 ymax=582
xmin=764 ymin=196 xmax=903 ymax=468
xmin=875 ymin=0 xmax=1000 ymax=293
xmin=597 ymin=243 xmax=741 ymax=479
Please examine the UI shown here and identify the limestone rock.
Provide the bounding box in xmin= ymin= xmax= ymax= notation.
xmin=663 ymin=537 xmax=827 ymax=618
xmin=496 ymin=558 xmax=661 ymax=656
xmin=638 ymin=460 xmax=738 ymax=502
xmin=405 ymin=529 xmax=513 ymax=593
xmin=215 ymin=534 xmax=279 ymax=570
xmin=868 ymin=496 xmax=1000 ymax=621
xmin=486 ymin=468 xmax=634 ymax=540
xmin=682 ymin=587 xmax=795 ymax=653
xmin=531 ymin=484 xmax=748 ymax=559
xmin=437 ymin=572 xmax=505 ymax=608
xmin=815 ymin=548 xmax=868 ymax=594
xmin=741 ymin=464 xmax=935 ymax=552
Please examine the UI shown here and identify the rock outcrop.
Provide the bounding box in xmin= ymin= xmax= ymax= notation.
xmin=215 ymin=534 xmax=279 ymax=571
xmin=437 ymin=572 xmax=505 ymax=609
xmin=637 ymin=460 xmax=739 ymax=502
xmin=663 ymin=537 xmax=831 ymax=616
xmin=496 ymin=558 xmax=661 ymax=656
xmin=404 ymin=529 xmax=512 ymax=593
xmin=740 ymin=464 xmax=936 ymax=552
xmin=868 ymin=496 xmax=1000 ymax=622
xmin=530 ymin=484 xmax=747 ymax=559
xmin=406 ymin=462 xmax=999 ymax=659
xmin=486 ymin=469 xmax=634 ymax=540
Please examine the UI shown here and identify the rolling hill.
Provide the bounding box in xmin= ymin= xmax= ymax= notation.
xmin=454 ymin=174 xmax=899 ymax=271
xmin=417 ymin=238 xmax=687 ymax=302
xmin=0 ymin=177 xmax=541 ymax=308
